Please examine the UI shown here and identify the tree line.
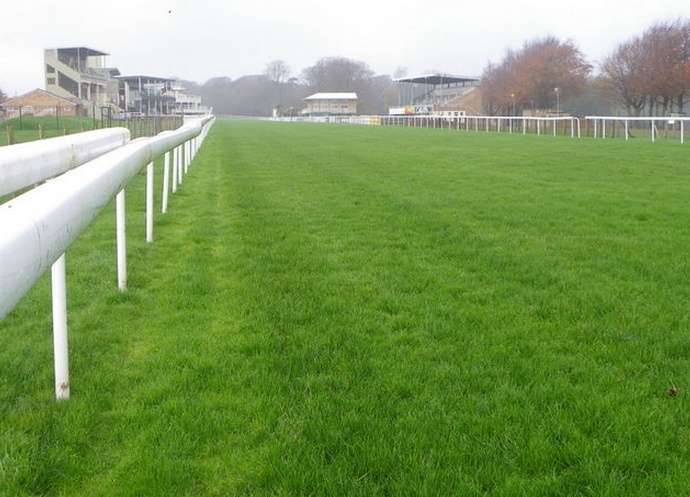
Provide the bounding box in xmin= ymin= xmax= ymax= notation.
xmin=2 ymin=19 xmax=687 ymax=118
xmin=183 ymin=57 xmax=398 ymax=117
xmin=482 ymin=19 xmax=690 ymax=116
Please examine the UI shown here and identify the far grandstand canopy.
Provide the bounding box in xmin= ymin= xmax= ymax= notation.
xmin=394 ymin=73 xmax=479 ymax=85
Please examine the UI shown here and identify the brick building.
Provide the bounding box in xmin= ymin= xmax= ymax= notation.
xmin=0 ymin=89 xmax=79 ymax=118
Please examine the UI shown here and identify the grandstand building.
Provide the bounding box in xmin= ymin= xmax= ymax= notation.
xmin=390 ymin=73 xmax=480 ymax=116
xmin=44 ymin=47 xmax=121 ymax=115
xmin=302 ymin=93 xmax=358 ymax=116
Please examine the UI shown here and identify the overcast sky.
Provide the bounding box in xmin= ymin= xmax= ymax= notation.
xmin=1 ymin=0 xmax=689 ymax=95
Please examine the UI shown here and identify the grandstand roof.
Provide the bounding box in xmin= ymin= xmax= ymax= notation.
xmin=394 ymin=73 xmax=479 ymax=85
xmin=305 ymin=92 xmax=358 ymax=100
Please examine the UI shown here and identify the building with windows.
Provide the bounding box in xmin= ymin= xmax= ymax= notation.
xmin=115 ymin=75 xmax=175 ymax=116
xmin=170 ymin=83 xmax=208 ymax=115
xmin=44 ymin=47 xmax=120 ymax=114
xmin=0 ymin=89 xmax=79 ymax=118
xmin=302 ymin=93 xmax=358 ymax=116
xmin=43 ymin=46 xmax=206 ymax=117
xmin=390 ymin=73 xmax=480 ymax=115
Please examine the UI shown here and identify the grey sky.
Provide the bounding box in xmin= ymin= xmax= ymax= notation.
xmin=2 ymin=0 xmax=689 ymax=95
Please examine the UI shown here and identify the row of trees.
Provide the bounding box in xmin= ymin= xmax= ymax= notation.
xmin=601 ymin=20 xmax=690 ymax=115
xmin=482 ymin=19 xmax=690 ymax=116
xmin=481 ymin=37 xmax=591 ymax=115
xmin=192 ymin=57 xmax=399 ymax=116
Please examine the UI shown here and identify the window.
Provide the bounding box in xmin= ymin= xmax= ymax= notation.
xmin=47 ymin=77 xmax=56 ymax=85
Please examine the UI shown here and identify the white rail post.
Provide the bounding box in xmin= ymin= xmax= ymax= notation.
xmin=537 ymin=119 xmax=541 ymax=136
xmin=681 ymin=121 xmax=684 ymax=145
xmin=594 ymin=120 xmax=597 ymax=139
xmin=571 ymin=119 xmax=574 ymax=138
xmin=651 ymin=121 xmax=656 ymax=143
xmin=162 ymin=151 xmax=170 ymax=213
xmin=523 ymin=118 xmax=526 ymax=135
xmin=172 ymin=147 xmax=178 ymax=193
xmin=602 ymin=119 xmax=606 ymax=139
xmin=177 ymin=145 xmax=184 ymax=186
xmin=553 ymin=120 xmax=556 ymax=137
xmin=146 ymin=162 xmax=153 ymax=243
xmin=116 ymin=189 xmax=127 ymax=291
xmin=625 ymin=120 xmax=629 ymax=141
xmin=51 ymin=254 xmax=69 ymax=400
xmin=185 ymin=141 xmax=190 ymax=174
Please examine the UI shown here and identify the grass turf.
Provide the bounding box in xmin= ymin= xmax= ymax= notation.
xmin=2 ymin=116 xmax=98 ymax=145
xmin=1 ymin=119 xmax=689 ymax=496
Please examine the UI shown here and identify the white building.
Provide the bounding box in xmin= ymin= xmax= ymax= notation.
xmin=302 ymin=93 xmax=358 ymax=116
xmin=171 ymin=84 xmax=208 ymax=115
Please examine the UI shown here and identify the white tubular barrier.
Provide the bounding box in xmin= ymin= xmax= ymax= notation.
xmin=0 ymin=116 xmax=214 ymax=318
xmin=0 ymin=128 xmax=131 ymax=197
xmin=585 ymin=116 xmax=688 ymax=144
xmin=0 ymin=115 xmax=215 ymax=399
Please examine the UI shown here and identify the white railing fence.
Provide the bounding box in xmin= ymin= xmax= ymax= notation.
xmin=585 ymin=116 xmax=687 ymax=144
xmin=272 ymin=115 xmax=581 ymax=138
xmin=0 ymin=113 xmax=215 ymax=400
xmin=273 ymin=114 xmax=690 ymax=144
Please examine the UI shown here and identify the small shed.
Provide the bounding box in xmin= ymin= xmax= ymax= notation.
xmin=303 ymin=92 xmax=358 ymax=116
xmin=0 ymin=89 xmax=79 ymax=118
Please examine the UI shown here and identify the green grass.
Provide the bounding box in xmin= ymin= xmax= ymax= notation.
xmin=2 ymin=116 xmax=98 ymax=145
xmin=1 ymin=119 xmax=690 ymax=496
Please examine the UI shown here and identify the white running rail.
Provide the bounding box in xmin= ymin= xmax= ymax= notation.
xmin=585 ymin=116 xmax=687 ymax=144
xmin=272 ymin=114 xmax=582 ymax=139
xmin=0 ymin=114 xmax=215 ymax=399
xmin=0 ymin=128 xmax=130 ymax=197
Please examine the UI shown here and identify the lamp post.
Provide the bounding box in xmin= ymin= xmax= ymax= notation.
xmin=554 ymin=87 xmax=561 ymax=115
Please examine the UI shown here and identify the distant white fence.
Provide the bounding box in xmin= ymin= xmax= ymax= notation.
xmin=274 ymin=114 xmax=581 ymax=138
xmin=273 ymin=114 xmax=689 ymax=144
xmin=586 ymin=116 xmax=687 ymax=144
xmin=0 ymin=113 xmax=215 ymax=400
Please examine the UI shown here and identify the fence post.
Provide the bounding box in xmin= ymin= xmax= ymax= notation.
xmin=51 ymin=254 xmax=69 ymax=400
xmin=179 ymin=144 xmax=184 ymax=184
xmin=681 ymin=121 xmax=684 ymax=145
xmin=172 ymin=147 xmax=178 ymax=193
xmin=146 ymin=162 xmax=154 ymax=243
xmin=116 ymin=189 xmax=127 ymax=291
xmin=162 ymin=151 xmax=170 ymax=212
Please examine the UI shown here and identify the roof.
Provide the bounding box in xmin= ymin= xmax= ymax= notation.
xmin=394 ymin=73 xmax=480 ymax=85
xmin=115 ymin=75 xmax=174 ymax=83
xmin=52 ymin=47 xmax=109 ymax=56
xmin=304 ymin=92 xmax=358 ymax=101
xmin=1 ymin=88 xmax=78 ymax=107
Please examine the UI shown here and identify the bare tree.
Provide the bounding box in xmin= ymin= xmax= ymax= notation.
xmin=601 ymin=19 xmax=690 ymax=116
xmin=265 ymin=60 xmax=292 ymax=111
xmin=393 ymin=66 xmax=408 ymax=79
xmin=481 ymin=37 xmax=591 ymax=115
xmin=265 ymin=60 xmax=291 ymax=84
xmin=0 ymin=87 xmax=6 ymax=103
